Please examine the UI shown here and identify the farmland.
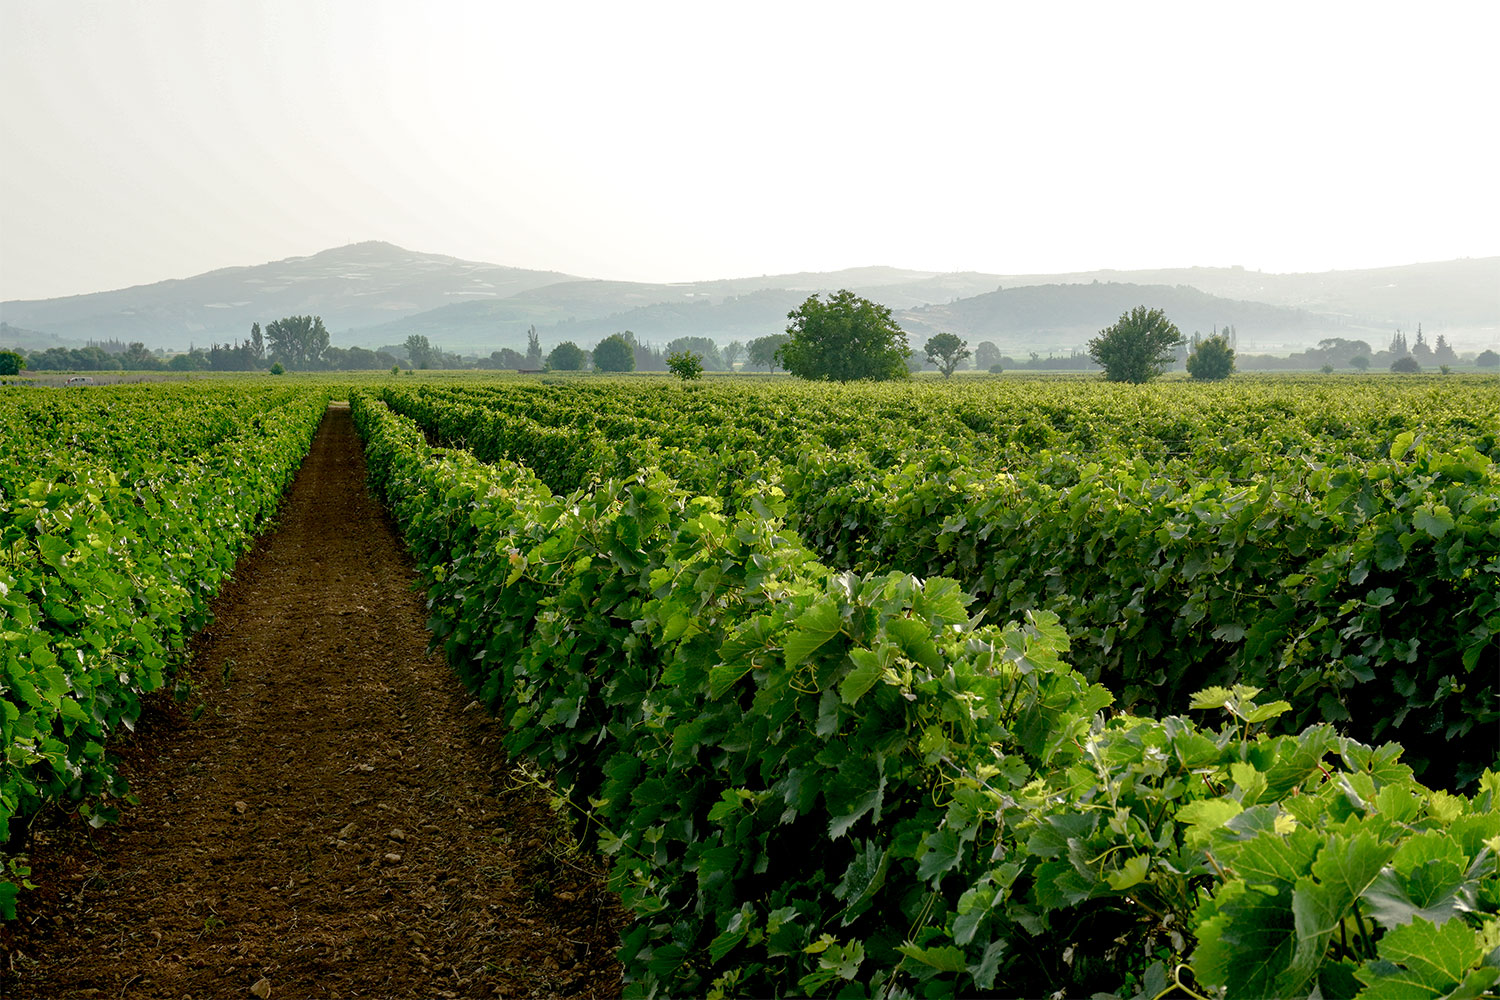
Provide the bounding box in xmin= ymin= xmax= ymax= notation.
xmin=4 ymin=372 xmax=1500 ymax=998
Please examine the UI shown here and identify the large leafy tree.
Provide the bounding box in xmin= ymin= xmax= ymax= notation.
xmin=265 ymin=315 xmax=330 ymax=370
xmin=747 ymin=334 xmax=789 ymax=372
xmin=924 ymin=333 xmax=971 ymax=378
xmin=1185 ymin=333 xmax=1236 ymax=381
xmin=547 ymin=341 xmax=586 ymax=371
xmin=777 ymin=290 xmax=910 ymax=382
xmin=665 ymin=336 xmax=724 ymax=370
xmin=0 ymin=350 xmax=26 ymax=375
xmin=593 ymin=333 xmax=636 ymax=372
xmin=1087 ymin=306 xmax=1183 ymax=383
xmin=404 ymin=334 xmax=433 ymax=369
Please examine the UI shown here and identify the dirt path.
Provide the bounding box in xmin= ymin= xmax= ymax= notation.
xmin=1 ymin=405 xmax=623 ymax=999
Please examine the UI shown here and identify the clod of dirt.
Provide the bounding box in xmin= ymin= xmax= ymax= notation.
xmin=388 ymin=828 xmax=407 ymax=842
xmin=251 ymin=977 xmax=272 ymax=998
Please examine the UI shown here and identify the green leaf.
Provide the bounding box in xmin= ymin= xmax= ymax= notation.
xmin=895 ymin=942 xmax=967 ymax=974
xmin=784 ymin=599 xmax=842 ymax=667
xmin=1193 ymin=880 xmax=1297 ymax=999
xmin=1177 ymin=797 xmax=1244 ymax=848
xmin=1282 ymin=832 xmax=1395 ymax=994
xmin=1413 ymin=505 xmax=1456 ymax=540
xmin=1354 ymin=916 xmax=1494 ymax=999
xmin=839 ymin=650 xmax=883 ymax=705
xmin=1373 ymin=530 xmax=1408 ymax=572
xmin=1244 ymin=699 xmax=1293 ymax=725
xmin=834 ymin=840 xmax=890 ymax=926
xmin=36 ymin=535 xmax=70 ymax=569
xmin=1365 ymin=858 xmax=1476 ymax=930
xmin=1105 ymin=853 xmax=1149 ymax=891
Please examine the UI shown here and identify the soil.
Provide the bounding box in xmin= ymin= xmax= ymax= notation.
xmin=1 ymin=404 xmax=624 ymax=999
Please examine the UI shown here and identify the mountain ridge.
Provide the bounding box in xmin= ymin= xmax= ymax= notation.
xmin=2 ymin=242 xmax=1495 ymax=355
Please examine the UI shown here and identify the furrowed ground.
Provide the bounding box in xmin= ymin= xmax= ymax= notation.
xmin=1 ymin=404 xmax=622 ymax=999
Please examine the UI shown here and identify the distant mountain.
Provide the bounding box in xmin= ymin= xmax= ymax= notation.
xmin=2 ymin=242 xmax=1494 ymax=356
xmin=897 ymin=282 xmax=1333 ymax=355
xmin=0 ymin=242 xmax=577 ymax=348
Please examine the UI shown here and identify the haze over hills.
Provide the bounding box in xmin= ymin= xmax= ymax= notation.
xmin=2 ymin=241 xmax=1495 ymax=357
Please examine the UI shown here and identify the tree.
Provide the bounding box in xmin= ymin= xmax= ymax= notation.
xmin=722 ymin=340 xmax=744 ymax=371
xmin=974 ymin=341 xmax=1001 ymax=371
xmin=169 ymin=349 xmax=210 ymax=371
xmin=525 ymin=325 xmax=543 ymax=368
xmin=1087 ymin=306 xmax=1183 ymax=383
xmin=546 ymin=341 xmax=586 ymax=371
xmin=665 ymin=336 xmax=724 ymax=370
xmin=923 ymin=333 xmax=971 ymax=378
xmin=747 ymin=334 xmax=790 ymax=372
xmin=593 ymin=334 xmax=636 ymax=372
xmin=777 ymin=290 xmax=911 ymax=382
xmin=1412 ymin=325 xmax=1432 ymax=361
xmin=0 ymin=350 xmax=24 ymax=376
xmin=1390 ymin=355 xmax=1421 ymax=373
xmin=120 ymin=341 xmax=163 ymax=370
xmin=666 ymin=350 xmax=704 ymax=380
xmin=265 ymin=315 xmax=329 ymax=370
xmin=1433 ymin=334 xmax=1458 ymax=365
xmin=249 ymin=322 xmax=265 ymax=363
xmin=1477 ymin=349 xmax=1500 ymax=368
xmin=1350 ymin=354 xmax=1371 ymax=371
xmin=404 ymin=334 xmax=433 ymax=369
xmin=1185 ymin=333 xmax=1236 ymax=380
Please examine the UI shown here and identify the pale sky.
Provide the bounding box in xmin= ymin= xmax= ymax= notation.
xmin=2 ymin=0 xmax=1498 ymax=301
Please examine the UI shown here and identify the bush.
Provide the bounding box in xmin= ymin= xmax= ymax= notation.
xmin=666 ymin=351 xmax=704 ymax=380
xmin=269 ymin=362 xmax=285 ymax=375
xmin=1390 ymin=356 xmax=1421 ymax=373
xmin=1186 ymin=334 xmax=1236 ymax=380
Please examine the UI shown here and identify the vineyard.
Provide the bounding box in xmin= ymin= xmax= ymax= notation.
xmin=4 ymin=372 xmax=1500 ymax=998
xmin=0 ymin=383 xmax=329 ymax=906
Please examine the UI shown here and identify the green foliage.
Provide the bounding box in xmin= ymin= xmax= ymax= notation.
xmin=0 ymin=382 xmax=329 ymax=913
xmin=666 ymin=351 xmax=704 ymax=380
xmin=1352 ymin=354 xmax=1371 ymax=371
xmin=1391 ymin=356 xmax=1422 ymax=374
xmin=593 ymin=334 xmax=637 ymax=373
xmin=376 ymin=376 xmax=1500 ymax=789
xmin=1187 ymin=334 xmax=1236 ymax=381
xmin=0 ymin=351 xmax=24 ymax=376
xmin=1477 ymin=350 xmax=1500 ymax=369
xmin=546 ymin=341 xmax=586 ymax=371
xmin=779 ymin=290 xmax=911 ymax=382
xmin=404 ymin=334 xmax=433 ymax=370
xmin=269 ymin=362 xmax=285 ymax=375
xmin=747 ymin=334 xmax=790 ymax=372
xmin=665 ymin=337 xmax=724 ymax=371
xmin=352 ymin=391 xmax=1500 ymax=998
xmin=1088 ymin=306 xmax=1184 ymax=383
xmin=264 ymin=315 xmax=329 ymax=370
xmin=923 ymin=333 xmax=971 ymax=378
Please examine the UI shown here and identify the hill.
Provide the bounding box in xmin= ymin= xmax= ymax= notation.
xmin=0 ymin=242 xmax=576 ymax=348
xmin=2 ymin=243 xmax=1494 ymax=357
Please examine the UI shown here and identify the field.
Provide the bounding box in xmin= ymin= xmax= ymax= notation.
xmin=3 ymin=372 xmax=1499 ymax=998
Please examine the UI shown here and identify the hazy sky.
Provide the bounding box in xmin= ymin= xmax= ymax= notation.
xmin=3 ymin=1 xmax=1498 ymax=301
